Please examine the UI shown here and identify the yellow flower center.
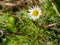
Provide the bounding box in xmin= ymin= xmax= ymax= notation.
xmin=32 ymin=10 xmax=39 ymax=17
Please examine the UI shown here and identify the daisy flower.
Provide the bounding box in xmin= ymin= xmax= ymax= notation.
xmin=28 ymin=6 xmax=42 ymax=21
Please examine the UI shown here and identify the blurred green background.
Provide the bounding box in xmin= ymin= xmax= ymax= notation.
xmin=0 ymin=0 xmax=60 ymax=45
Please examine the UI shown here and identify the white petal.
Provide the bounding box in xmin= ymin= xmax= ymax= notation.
xmin=28 ymin=6 xmax=42 ymax=21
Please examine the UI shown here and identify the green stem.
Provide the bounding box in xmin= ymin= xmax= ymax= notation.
xmin=52 ymin=2 xmax=60 ymax=16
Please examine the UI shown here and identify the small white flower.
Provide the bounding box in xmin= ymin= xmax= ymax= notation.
xmin=28 ymin=6 xmax=42 ymax=21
